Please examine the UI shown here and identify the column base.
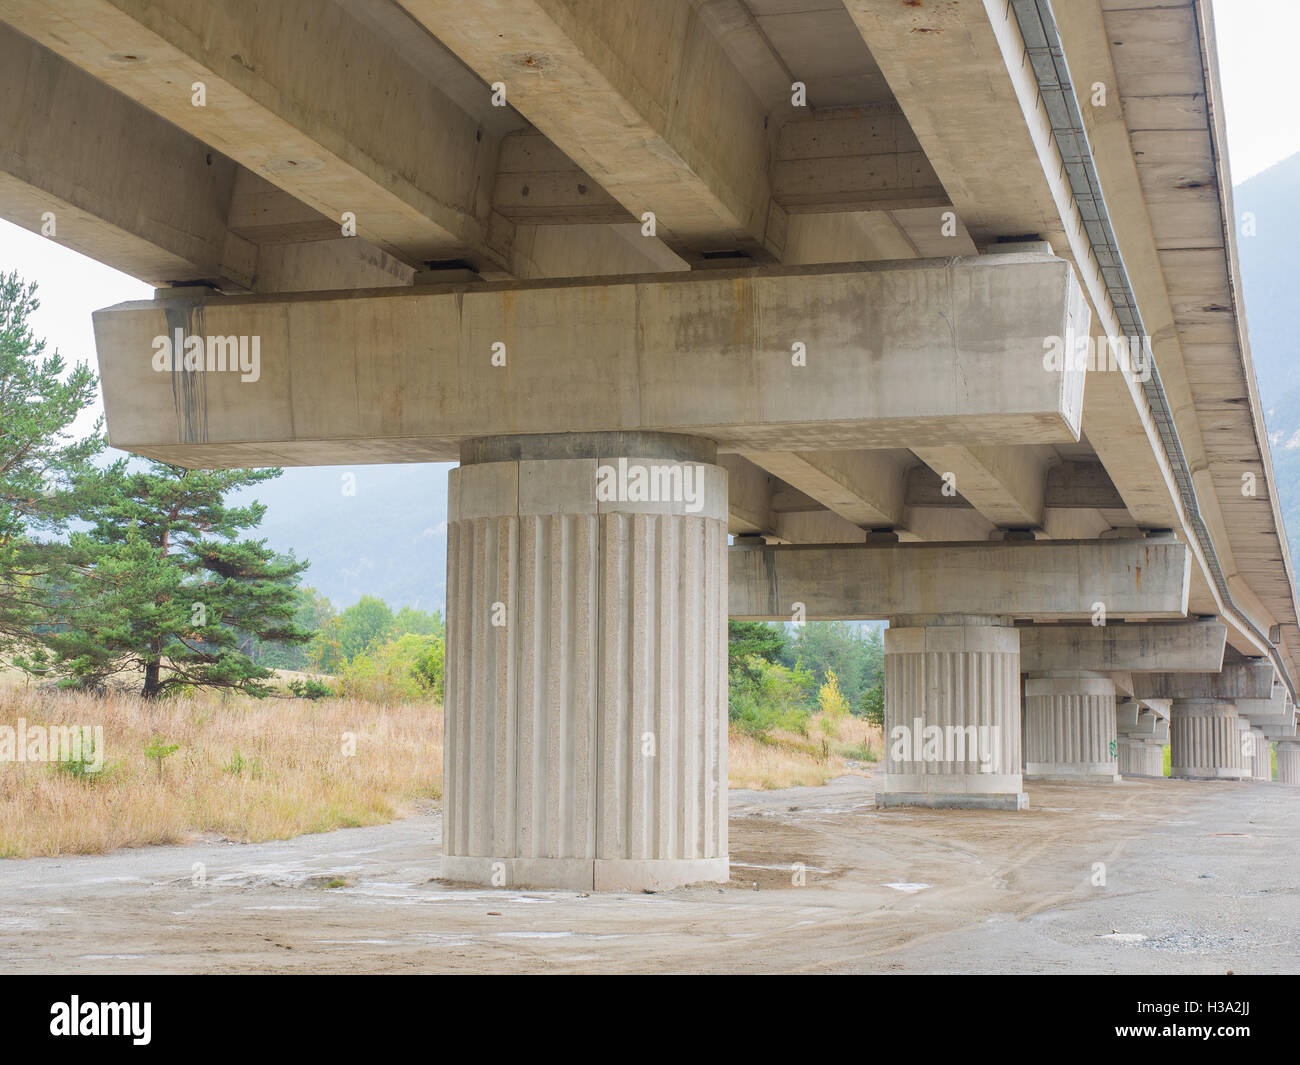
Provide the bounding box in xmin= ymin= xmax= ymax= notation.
xmin=1025 ymin=762 xmax=1122 ymax=784
xmin=441 ymin=855 xmax=730 ymax=892
xmin=876 ymin=791 xmax=1029 ymax=811
xmin=1169 ymin=768 xmax=1244 ymax=781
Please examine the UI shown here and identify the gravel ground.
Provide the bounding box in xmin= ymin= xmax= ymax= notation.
xmin=2 ymin=766 xmax=1297 ymax=974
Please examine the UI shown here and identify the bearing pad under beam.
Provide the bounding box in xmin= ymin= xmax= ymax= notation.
xmin=90 ymin=253 xmax=1087 ymax=466
xmin=729 ymin=538 xmax=1190 ymax=621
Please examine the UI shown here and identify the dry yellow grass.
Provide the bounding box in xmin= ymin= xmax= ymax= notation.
xmin=0 ymin=685 xmax=441 ymax=858
xmin=727 ymin=712 xmax=882 ymax=790
xmin=0 ymin=685 xmax=880 ymax=857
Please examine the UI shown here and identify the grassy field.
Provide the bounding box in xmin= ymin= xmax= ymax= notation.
xmin=0 ymin=685 xmax=442 ymax=858
xmin=0 ymin=684 xmax=878 ymax=858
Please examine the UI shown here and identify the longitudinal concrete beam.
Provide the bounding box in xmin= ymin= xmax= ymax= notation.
xmin=1020 ymin=620 xmax=1227 ymax=673
xmin=772 ymin=104 xmax=949 ymax=214
xmin=398 ymin=0 xmax=779 ymax=260
xmin=92 ymin=254 xmax=1088 ymax=466
xmin=0 ymin=23 xmax=253 ymax=289
xmin=1133 ymin=661 xmax=1277 ymax=701
xmin=912 ymin=444 xmax=1051 ymax=529
xmin=729 ymin=538 xmax=1190 ymax=621
xmin=738 ymin=449 xmax=907 ymax=530
xmin=0 ymin=0 xmax=515 ymax=274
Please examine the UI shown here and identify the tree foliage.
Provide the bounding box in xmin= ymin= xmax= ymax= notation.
xmin=0 ymin=272 xmax=101 ymax=666
xmin=47 ymin=462 xmax=309 ymax=698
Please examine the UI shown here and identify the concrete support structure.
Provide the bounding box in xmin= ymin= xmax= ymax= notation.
xmin=1278 ymin=741 xmax=1300 ymax=785
xmin=1115 ymin=699 xmax=1169 ymax=779
xmin=879 ymin=615 xmax=1026 ymax=811
xmin=1117 ymin=735 xmax=1165 ymax=778
xmin=731 ymin=539 xmax=1191 ymax=621
xmin=1250 ymin=729 xmax=1272 ymax=781
xmin=9 ymin=0 xmax=1300 ymax=896
xmin=1023 ymin=672 xmax=1120 ymax=782
xmin=1018 ymin=621 xmax=1226 ymax=674
xmin=441 ymin=432 xmax=729 ymax=892
xmin=1170 ymin=700 xmax=1243 ymax=781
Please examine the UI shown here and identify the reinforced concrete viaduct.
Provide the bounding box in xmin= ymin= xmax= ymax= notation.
xmin=4 ymin=0 xmax=1299 ymax=890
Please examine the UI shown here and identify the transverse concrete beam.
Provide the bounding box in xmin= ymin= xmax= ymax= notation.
xmin=91 ymin=254 xmax=1088 ymax=466
xmin=1132 ymin=661 xmax=1277 ymax=701
xmin=1019 ymin=620 xmax=1227 ymax=673
xmin=729 ymin=538 xmax=1190 ymax=621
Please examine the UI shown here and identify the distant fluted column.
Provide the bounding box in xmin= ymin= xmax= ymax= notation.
xmin=1251 ymin=729 xmax=1272 ymax=780
xmin=879 ymin=615 xmax=1026 ymax=811
xmin=1276 ymin=740 xmax=1300 ymax=785
xmin=441 ymin=433 xmax=729 ymax=891
xmin=1170 ymin=699 xmax=1243 ymax=780
xmin=1024 ymin=671 xmax=1120 ymax=782
xmin=1117 ymin=736 xmax=1164 ymax=778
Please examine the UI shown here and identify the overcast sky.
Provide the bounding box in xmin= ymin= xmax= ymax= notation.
xmin=2 ymin=0 xmax=1297 ymax=425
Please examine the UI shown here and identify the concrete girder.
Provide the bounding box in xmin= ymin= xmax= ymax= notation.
xmin=729 ymin=538 xmax=1190 ymax=622
xmin=91 ymin=254 xmax=1088 ymax=466
xmin=0 ymin=23 xmax=254 ymax=290
xmin=0 ymin=0 xmax=517 ymax=275
xmin=738 ymin=450 xmax=908 ymax=531
xmin=494 ymin=104 xmax=952 ymax=225
xmin=718 ymin=454 xmax=778 ymax=539
xmin=903 ymin=459 xmax=1133 ymax=539
xmin=396 ymin=0 xmax=781 ymax=262
xmin=912 ymin=444 xmax=1052 ymax=530
xmin=771 ymin=104 xmax=949 ymax=215
xmin=1018 ymin=620 xmax=1227 ymax=674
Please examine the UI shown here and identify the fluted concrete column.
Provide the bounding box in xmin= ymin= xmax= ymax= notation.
xmin=1170 ymin=699 xmax=1243 ymax=780
xmin=1117 ymin=736 xmax=1165 ymax=778
xmin=879 ymin=615 xmax=1026 ymax=811
xmin=1235 ymin=720 xmax=1269 ymax=782
xmin=1251 ymin=729 xmax=1271 ymax=780
xmin=1024 ymin=671 xmax=1120 ymax=782
xmin=441 ymin=432 xmax=729 ymax=891
xmin=1277 ymin=741 xmax=1300 ymax=785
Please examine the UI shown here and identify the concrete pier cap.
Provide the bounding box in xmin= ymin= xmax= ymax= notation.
xmin=442 ymin=430 xmax=730 ymax=892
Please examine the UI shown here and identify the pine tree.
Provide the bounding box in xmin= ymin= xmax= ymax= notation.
xmin=0 ymin=271 xmax=101 ymax=669
xmin=49 ymin=461 xmax=309 ymax=698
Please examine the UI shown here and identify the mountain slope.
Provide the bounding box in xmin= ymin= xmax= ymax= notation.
xmin=1236 ymin=152 xmax=1300 ymax=561
xmin=229 ymin=463 xmax=451 ymax=611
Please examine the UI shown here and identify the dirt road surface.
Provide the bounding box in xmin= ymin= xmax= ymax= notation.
xmin=3 ymin=766 xmax=1297 ymax=973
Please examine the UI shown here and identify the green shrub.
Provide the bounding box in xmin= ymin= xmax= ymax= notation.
xmin=861 ymin=682 xmax=884 ymax=729
xmin=288 ymin=677 xmax=334 ymax=700
xmin=728 ymin=654 xmax=816 ymax=739
xmin=338 ymin=633 xmax=445 ymax=703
